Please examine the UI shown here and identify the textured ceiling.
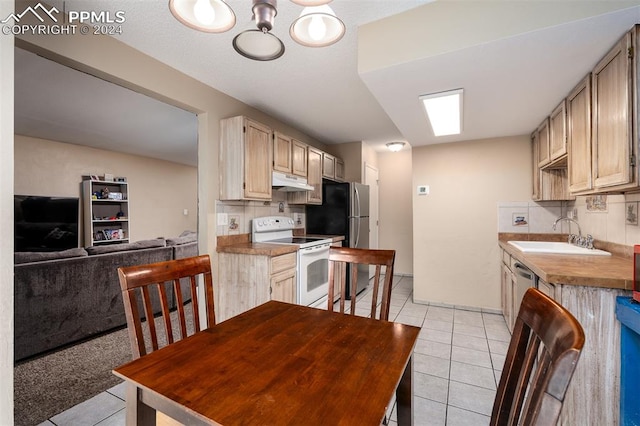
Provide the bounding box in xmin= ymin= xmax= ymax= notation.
xmin=14 ymin=1 xmax=640 ymax=166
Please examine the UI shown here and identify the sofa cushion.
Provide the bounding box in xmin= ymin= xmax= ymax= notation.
xmin=14 ymin=247 xmax=89 ymax=264
xmin=86 ymin=238 xmax=166 ymax=255
xmin=167 ymin=231 xmax=197 ymax=246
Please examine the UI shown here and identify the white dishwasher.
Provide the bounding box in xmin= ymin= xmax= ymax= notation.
xmin=513 ymin=262 xmax=537 ymax=315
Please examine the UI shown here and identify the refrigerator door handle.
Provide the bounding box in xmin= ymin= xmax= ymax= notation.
xmin=353 ymin=217 xmax=360 ymax=248
xmin=354 ymin=185 xmax=361 ymax=218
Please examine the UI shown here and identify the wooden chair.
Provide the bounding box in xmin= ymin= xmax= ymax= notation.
xmin=117 ymin=254 xmax=215 ymax=359
xmin=491 ymin=287 xmax=585 ymax=426
xmin=327 ymin=246 xmax=396 ymax=321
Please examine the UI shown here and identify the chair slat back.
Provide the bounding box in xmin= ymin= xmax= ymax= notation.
xmin=327 ymin=247 xmax=395 ymax=321
xmin=118 ymin=254 xmax=215 ymax=359
xmin=491 ymin=288 xmax=585 ymax=426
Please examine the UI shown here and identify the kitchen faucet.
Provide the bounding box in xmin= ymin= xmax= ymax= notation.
xmin=552 ymin=216 xmax=582 ymax=237
xmin=552 ymin=216 xmax=594 ymax=249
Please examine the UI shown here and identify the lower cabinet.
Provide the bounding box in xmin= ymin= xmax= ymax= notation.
xmin=499 ymin=247 xmax=630 ymax=425
xmin=218 ymin=252 xmax=296 ymax=322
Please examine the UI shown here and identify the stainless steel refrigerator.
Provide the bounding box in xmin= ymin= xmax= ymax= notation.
xmin=306 ymin=181 xmax=370 ymax=297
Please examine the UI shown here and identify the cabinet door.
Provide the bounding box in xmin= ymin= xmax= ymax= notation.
xmin=244 ymin=119 xmax=273 ymax=200
xmin=531 ymin=132 xmax=541 ymax=200
xmin=291 ymin=139 xmax=308 ymax=177
xmin=549 ymin=100 xmax=567 ymax=161
xmin=273 ymin=132 xmax=292 ymax=174
xmin=537 ymin=279 xmax=556 ymax=301
xmin=592 ymin=31 xmax=633 ymax=189
xmin=322 ymin=153 xmax=335 ymax=179
xmin=307 ymin=147 xmax=323 ymax=204
xmin=335 ymin=158 xmax=345 ymax=181
xmin=567 ymin=75 xmax=593 ymax=193
xmin=270 ymin=269 xmax=296 ymax=304
xmin=501 ymin=262 xmax=513 ymax=332
xmin=537 ymin=118 xmax=551 ymax=168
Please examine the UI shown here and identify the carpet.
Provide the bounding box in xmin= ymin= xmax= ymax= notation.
xmin=14 ymin=302 xmax=196 ymax=426
xmin=14 ymin=326 xmax=132 ymax=426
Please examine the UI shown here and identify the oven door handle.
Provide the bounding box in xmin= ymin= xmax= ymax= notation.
xmin=302 ymin=243 xmax=331 ymax=254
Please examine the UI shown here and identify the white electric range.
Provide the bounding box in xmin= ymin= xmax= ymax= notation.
xmin=252 ymin=216 xmax=332 ymax=307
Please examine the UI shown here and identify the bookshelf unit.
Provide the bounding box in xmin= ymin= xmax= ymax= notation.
xmin=82 ymin=178 xmax=129 ymax=247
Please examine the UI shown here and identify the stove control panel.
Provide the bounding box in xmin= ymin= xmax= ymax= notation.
xmin=252 ymin=216 xmax=295 ymax=233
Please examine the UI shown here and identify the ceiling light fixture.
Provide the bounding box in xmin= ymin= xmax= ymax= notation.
xmin=169 ymin=0 xmax=346 ymax=61
xmin=386 ymin=141 xmax=406 ymax=152
xmin=169 ymin=0 xmax=236 ymax=33
xmin=290 ymin=5 xmax=345 ymax=47
xmin=419 ymin=89 xmax=463 ymax=137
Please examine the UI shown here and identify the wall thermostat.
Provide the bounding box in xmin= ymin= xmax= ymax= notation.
xmin=417 ymin=185 xmax=430 ymax=195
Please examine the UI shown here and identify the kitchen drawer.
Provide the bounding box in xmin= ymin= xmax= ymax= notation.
xmin=271 ymin=252 xmax=296 ymax=274
xmin=501 ymin=250 xmax=512 ymax=270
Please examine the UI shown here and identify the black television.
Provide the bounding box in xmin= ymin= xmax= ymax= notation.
xmin=14 ymin=195 xmax=80 ymax=252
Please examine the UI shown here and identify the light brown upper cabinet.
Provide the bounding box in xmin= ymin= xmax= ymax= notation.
xmin=322 ymin=152 xmax=336 ymax=179
xmin=273 ymin=132 xmax=293 ymax=174
xmin=591 ymin=29 xmax=634 ymax=190
xmin=536 ymin=118 xmax=551 ymax=168
xmin=531 ymin=131 xmax=541 ymax=201
xmin=220 ymin=116 xmax=273 ymax=201
xmin=549 ymin=100 xmax=567 ymax=162
xmin=291 ymin=139 xmax=308 ymax=178
xmin=567 ymin=75 xmax=593 ymax=193
xmin=288 ymin=146 xmax=323 ymax=205
xmin=335 ymin=158 xmax=345 ymax=181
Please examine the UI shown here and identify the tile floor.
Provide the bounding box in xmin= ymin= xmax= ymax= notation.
xmin=37 ymin=275 xmax=510 ymax=426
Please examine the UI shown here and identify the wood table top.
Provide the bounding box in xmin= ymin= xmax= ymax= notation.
xmin=113 ymin=301 xmax=420 ymax=425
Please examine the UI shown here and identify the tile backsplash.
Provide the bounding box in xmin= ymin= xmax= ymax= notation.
xmin=216 ymin=192 xmax=305 ymax=238
xmin=498 ymin=194 xmax=640 ymax=246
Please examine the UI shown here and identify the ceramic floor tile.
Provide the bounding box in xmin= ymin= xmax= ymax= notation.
xmin=106 ymin=381 xmax=126 ymax=400
xmin=487 ymin=339 xmax=509 ymax=356
xmin=395 ymin=315 xmax=424 ymax=327
xmin=415 ymin=339 xmax=451 ymax=360
xmin=450 ymin=361 xmax=497 ymax=390
xmin=414 ymin=372 xmax=449 ymax=403
xmin=447 ymin=381 xmax=496 ymax=417
xmin=453 ymin=311 xmax=484 ymax=325
xmin=49 ymin=391 xmax=125 ymax=426
xmin=453 ymin=323 xmax=486 ymax=338
xmin=423 ymin=318 xmax=453 ymax=332
xmin=452 ymin=334 xmax=489 ymax=352
xmin=419 ymin=328 xmax=452 ymax=345
xmin=425 ymin=310 xmax=454 ymax=323
xmin=414 ymin=353 xmax=450 ymax=379
xmin=36 ymin=421 xmax=55 ymax=426
xmin=490 ymin=352 xmax=506 ymax=371
xmin=414 ymin=397 xmax=447 ymax=426
xmin=446 ymin=406 xmax=491 ymax=426
xmin=451 ymin=346 xmax=492 ymax=369
xmin=485 ymin=327 xmax=511 ymax=342
xmin=95 ymin=409 xmax=126 ymax=425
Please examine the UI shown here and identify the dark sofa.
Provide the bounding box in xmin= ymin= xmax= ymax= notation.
xmin=14 ymin=234 xmax=198 ymax=361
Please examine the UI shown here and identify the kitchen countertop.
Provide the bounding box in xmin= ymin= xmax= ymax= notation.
xmin=498 ymin=235 xmax=633 ymax=290
xmin=217 ymin=234 xmax=344 ymax=256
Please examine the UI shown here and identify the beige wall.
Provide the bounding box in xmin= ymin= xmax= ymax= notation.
xmin=378 ymin=149 xmax=413 ymax=275
xmin=0 ymin=0 xmax=14 ymax=419
xmin=14 ymin=135 xmax=197 ymax=243
xmin=412 ymin=135 xmax=531 ymax=310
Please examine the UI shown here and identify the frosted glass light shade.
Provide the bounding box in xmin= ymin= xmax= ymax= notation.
xmin=290 ymin=5 xmax=345 ymax=47
xmin=169 ymin=0 xmax=236 ymax=33
xmin=290 ymin=0 xmax=332 ymax=5
xmin=386 ymin=142 xmax=406 ymax=152
xmin=233 ymin=30 xmax=285 ymax=61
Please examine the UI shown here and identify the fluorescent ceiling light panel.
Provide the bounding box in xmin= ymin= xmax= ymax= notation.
xmin=420 ymin=89 xmax=463 ymax=136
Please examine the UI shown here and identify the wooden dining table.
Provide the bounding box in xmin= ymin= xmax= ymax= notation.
xmin=113 ymin=300 xmax=420 ymax=425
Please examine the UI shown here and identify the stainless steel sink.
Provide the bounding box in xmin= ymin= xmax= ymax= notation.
xmin=508 ymin=241 xmax=611 ymax=256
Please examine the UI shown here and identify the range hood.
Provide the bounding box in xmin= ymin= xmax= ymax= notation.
xmin=272 ymin=171 xmax=314 ymax=192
